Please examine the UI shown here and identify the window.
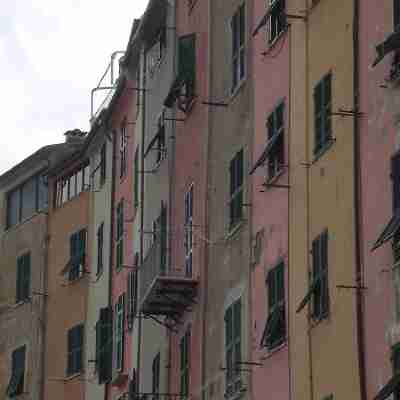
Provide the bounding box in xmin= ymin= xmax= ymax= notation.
xmin=144 ymin=112 xmax=166 ymax=167
xmin=100 ymin=143 xmax=107 ymax=185
xmin=229 ymin=150 xmax=244 ymax=229
xmin=152 ymin=353 xmax=160 ymax=400
xmin=261 ymin=262 xmax=285 ymax=349
xmin=116 ymin=200 xmax=124 ymax=271
xmin=266 ymin=102 xmax=285 ymax=179
xmin=97 ymin=223 xmax=104 ymax=276
xmin=67 ymin=324 xmax=83 ymax=376
xmin=231 ymin=4 xmax=245 ymax=92
xmin=184 ymin=186 xmax=194 ymax=277
xmin=296 ymin=231 xmax=329 ymax=319
xmin=312 ymin=231 xmax=329 ymax=319
xmin=6 ymin=346 xmax=26 ymax=397
xmin=180 ymin=328 xmax=191 ymax=397
xmin=127 ymin=266 xmax=137 ymax=330
xmin=225 ymin=299 xmax=242 ymax=396
xmin=314 ymin=73 xmax=332 ymax=155
xmin=6 ymin=174 xmax=48 ymax=229
xmin=97 ymin=307 xmax=113 ymax=384
xmin=16 ymin=253 xmax=30 ymax=303
xmin=114 ymin=294 xmax=125 ymax=371
xmin=178 ymin=34 xmax=196 ymax=111
xmin=54 ymin=163 xmax=89 ymax=208
xmin=395 ymin=0 xmax=400 ymax=31
xmin=148 ymin=28 xmax=167 ymax=77
xmin=268 ymin=0 xmax=286 ymax=43
xmin=134 ymin=148 xmax=140 ymax=207
xmin=120 ymin=120 xmax=127 ymax=178
xmin=69 ymin=229 xmax=87 ymax=281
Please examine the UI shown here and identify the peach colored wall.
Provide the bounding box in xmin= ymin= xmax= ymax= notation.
xmin=44 ymin=162 xmax=90 ymax=400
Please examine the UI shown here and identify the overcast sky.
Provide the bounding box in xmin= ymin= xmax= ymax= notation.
xmin=0 ymin=0 xmax=148 ymax=175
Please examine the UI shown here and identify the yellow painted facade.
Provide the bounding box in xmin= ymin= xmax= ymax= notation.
xmin=289 ymin=0 xmax=361 ymax=399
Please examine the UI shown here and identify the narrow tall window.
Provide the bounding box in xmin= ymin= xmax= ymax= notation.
xmin=69 ymin=229 xmax=87 ymax=281
xmin=67 ymin=324 xmax=83 ymax=376
xmin=231 ymin=4 xmax=245 ymax=92
xmin=261 ymin=262 xmax=285 ymax=349
xmin=16 ymin=252 xmax=30 ymax=303
xmin=178 ymin=34 xmax=196 ymax=106
xmin=97 ymin=307 xmax=113 ymax=384
xmin=97 ymin=223 xmax=104 ymax=276
xmin=184 ymin=186 xmax=194 ymax=277
xmin=395 ymin=0 xmax=400 ymax=31
xmin=100 ymin=143 xmax=107 ymax=185
xmin=116 ymin=200 xmax=124 ymax=271
xmin=267 ymin=102 xmax=285 ymax=179
xmin=229 ymin=150 xmax=244 ymax=229
xmin=134 ymin=148 xmax=140 ymax=207
xmin=120 ymin=120 xmax=127 ymax=178
xmin=314 ymin=73 xmax=332 ymax=155
xmin=127 ymin=255 xmax=138 ymax=330
xmin=225 ymin=299 xmax=242 ymax=396
xmin=6 ymin=346 xmax=26 ymax=397
xmin=152 ymin=353 xmax=160 ymax=400
xmin=268 ymin=0 xmax=286 ymax=43
xmin=114 ymin=294 xmax=125 ymax=371
xmin=312 ymin=231 xmax=329 ymax=319
xmin=180 ymin=328 xmax=191 ymax=397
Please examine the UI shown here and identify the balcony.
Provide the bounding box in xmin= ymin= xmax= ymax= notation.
xmin=138 ymin=239 xmax=198 ymax=319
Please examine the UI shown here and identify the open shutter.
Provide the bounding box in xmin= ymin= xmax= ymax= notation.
xmin=67 ymin=328 xmax=74 ymax=375
xmin=321 ymin=231 xmax=329 ymax=315
xmin=23 ymin=254 xmax=30 ymax=301
xmin=276 ymin=263 xmax=284 ymax=303
xmin=395 ymin=0 xmax=400 ymax=30
xmin=233 ymin=300 xmax=241 ymax=373
xmin=16 ymin=257 xmax=23 ymax=302
xmin=160 ymin=204 xmax=167 ymax=273
xmin=312 ymin=237 xmax=321 ymax=317
xmin=98 ymin=307 xmax=112 ymax=384
xmin=225 ymin=306 xmax=233 ymax=384
xmin=314 ymin=81 xmax=323 ymax=153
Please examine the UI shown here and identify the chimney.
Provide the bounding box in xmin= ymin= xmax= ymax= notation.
xmin=64 ymin=129 xmax=87 ymax=145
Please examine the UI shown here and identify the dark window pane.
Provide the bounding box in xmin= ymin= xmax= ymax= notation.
xmin=21 ymin=178 xmax=36 ymax=221
xmin=7 ymin=189 xmax=20 ymax=228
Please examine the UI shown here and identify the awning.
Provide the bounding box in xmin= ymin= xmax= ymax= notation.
xmin=249 ymin=131 xmax=282 ymax=175
xmin=374 ymin=374 xmax=400 ymax=400
xmin=372 ymin=30 xmax=400 ymax=67
xmin=371 ymin=213 xmax=400 ymax=251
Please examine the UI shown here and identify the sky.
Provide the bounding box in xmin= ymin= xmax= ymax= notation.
xmin=0 ymin=0 xmax=148 ymax=175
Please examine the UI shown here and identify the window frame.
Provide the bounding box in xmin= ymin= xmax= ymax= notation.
xmin=116 ymin=200 xmax=124 ymax=271
xmin=229 ymin=150 xmax=244 ymax=229
xmin=67 ymin=324 xmax=84 ymax=376
xmin=184 ymin=185 xmax=194 ymax=277
xmin=69 ymin=229 xmax=87 ymax=281
xmin=266 ymin=102 xmax=285 ymax=180
xmin=314 ymin=73 xmax=332 ymax=156
xmin=114 ymin=294 xmax=125 ymax=372
xmin=231 ymin=3 xmax=246 ymax=93
xmin=224 ymin=299 xmax=242 ymax=397
xmin=16 ymin=252 xmax=31 ymax=303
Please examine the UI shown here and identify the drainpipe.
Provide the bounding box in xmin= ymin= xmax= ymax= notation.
xmin=136 ymin=48 xmax=147 ymax=396
xmin=201 ymin=0 xmax=212 ymax=398
xmin=105 ymin=114 xmax=117 ymax=400
xmin=353 ymin=0 xmax=367 ymax=399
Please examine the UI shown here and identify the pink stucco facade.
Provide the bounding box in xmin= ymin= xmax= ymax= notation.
xmin=168 ymin=0 xmax=209 ymax=397
xmin=359 ymin=2 xmax=399 ymax=399
xmin=251 ymin=1 xmax=290 ymax=399
xmin=107 ymin=79 xmax=138 ymax=398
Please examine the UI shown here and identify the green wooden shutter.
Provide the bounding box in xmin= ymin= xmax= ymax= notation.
xmin=392 ymin=152 xmax=400 ymax=212
xmin=22 ymin=254 xmax=31 ymax=301
xmin=312 ymin=237 xmax=321 ymax=317
xmin=16 ymin=257 xmax=23 ymax=302
xmin=276 ymin=263 xmax=284 ymax=303
xmin=76 ymin=324 xmax=83 ymax=373
xmin=134 ymin=149 xmax=139 ymax=206
xmin=79 ymin=229 xmax=86 ymax=268
xmin=320 ymin=231 xmax=329 ymax=315
xmin=67 ymin=328 xmax=74 ymax=375
xmin=160 ymin=204 xmax=167 ymax=273
xmin=225 ymin=306 xmax=233 ymax=382
xmin=314 ymin=81 xmax=323 ymax=153
xmin=178 ymin=35 xmax=196 ymax=83
xmin=98 ymin=307 xmax=112 ymax=384
xmin=233 ymin=299 xmax=241 ymax=371
xmin=323 ymin=74 xmax=332 ymax=141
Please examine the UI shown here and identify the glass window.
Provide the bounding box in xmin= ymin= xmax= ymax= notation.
xmin=7 ymin=189 xmax=20 ymax=228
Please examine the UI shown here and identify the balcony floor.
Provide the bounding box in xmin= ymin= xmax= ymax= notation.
xmin=139 ymin=275 xmax=198 ymax=318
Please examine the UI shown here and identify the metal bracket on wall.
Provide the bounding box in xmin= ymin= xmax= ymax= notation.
xmin=330 ymin=108 xmax=365 ymax=117
xmin=164 ymin=118 xmax=186 ymax=122
xmin=31 ymin=291 xmax=48 ymax=297
xmin=336 ymin=285 xmax=368 ymax=290
xmin=201 ymin=101 xmax=229 ymax=107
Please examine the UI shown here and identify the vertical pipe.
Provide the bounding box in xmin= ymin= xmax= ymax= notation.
xmin=353 ymin=0 xmax=367 ymax=399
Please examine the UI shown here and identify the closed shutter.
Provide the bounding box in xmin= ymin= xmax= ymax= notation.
xmin=233 ymin=300 xmax=241 ymax=372
xmin=98 ymin=307 xmax=112 ymax=384
xmin=178 ymin=35 xmax=196 ymax=85
xmin=78 ymin=229 xmax=86 ymax=270
xmin=224 ymin=306 xmax=233 ymax=384
xmin=392 ymin=152 xmax=400 ymax=212
xmin=16 ymin=257 xmax=24 ymax=303
xmin=69 ymin=233 xmax=79 ymax=280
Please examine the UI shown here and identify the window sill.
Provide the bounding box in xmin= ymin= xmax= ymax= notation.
xmin=226 ymin=220 xmax=245 ymax=241
xmin=65 ymin=372 xmax=82 ymax=382
xmin=313 ymin=138 xmax=335 ymax=164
